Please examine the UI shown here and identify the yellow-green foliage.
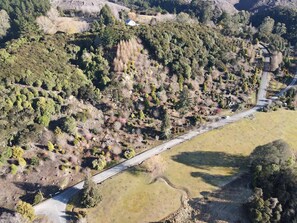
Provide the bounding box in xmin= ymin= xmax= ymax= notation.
xmin=16 ymin=200 xmax=35 ymax=221
xmin=47 ymin=141 xmax=55 ymax=152
xmin=12 ymin=147 xmax=24 ymax=159
xmin=18 ymin=158 xmax=27 ymax=167
xmin=10 ymin=164 xmax=18 ymax=175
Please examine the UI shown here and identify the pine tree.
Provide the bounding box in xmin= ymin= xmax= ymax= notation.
xmin=161 ymin=109 xmax=171 ymax=139
xmin=81 ymin=175 xmax=101 ymax=208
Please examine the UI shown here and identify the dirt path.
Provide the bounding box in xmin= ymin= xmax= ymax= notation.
xmin=160 ymin=174 xmax=252 ymax=223
xmin=153 ymin=176 xmax=191 ymax=207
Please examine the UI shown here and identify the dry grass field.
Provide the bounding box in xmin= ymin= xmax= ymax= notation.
xmin=69 ymin=109 xmax=297 ymax=223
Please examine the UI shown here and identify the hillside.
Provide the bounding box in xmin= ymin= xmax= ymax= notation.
xmin=235 ymin=0 xmax=297 ymax=11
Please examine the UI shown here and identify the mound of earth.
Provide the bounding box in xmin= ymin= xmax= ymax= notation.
xmin=50 ymin=0 xmax=130 ymax=18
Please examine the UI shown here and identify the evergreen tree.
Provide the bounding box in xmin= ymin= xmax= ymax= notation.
xmin=161 ymin=109 xmax=171 ymax=139
xmin=81 ymin=175 xmax=102 ymax=208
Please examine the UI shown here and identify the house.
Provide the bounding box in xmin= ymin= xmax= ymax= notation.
xmin=125 ymin=19 xmax=138 ymax=27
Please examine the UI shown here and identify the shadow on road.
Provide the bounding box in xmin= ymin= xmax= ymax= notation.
xmin=14 ymin=182 xmax=61 ymax=203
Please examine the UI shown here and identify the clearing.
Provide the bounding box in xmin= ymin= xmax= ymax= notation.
xmin=68 ymin=109 xmax=297 ymax=223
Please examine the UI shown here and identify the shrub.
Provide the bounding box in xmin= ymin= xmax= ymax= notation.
xmin=1 ymin=147 xmax=12 ymax=159
xmin=124 ymin=148 xmax=135 ymax=159
xmin=60 ymin=116 xmax=77 ymax=135
xmin=36 ymin=115 xmax=50 ymax=127
xmin=12 ymin=147 xmax=24 ymax=159
xmin=92 ymin=155 xmax=106 ymax=171
xmin=15 ymin=201 xmax=35 ymax=221
xmin=30 ymin=156 xmax=39 ymax=166
xmin=10 ymin=164 xmax=18 ymax=174
xmin=18 ymin=158 xmax=26 ymax=167
xmin=33 ymin=192 xmax=44 ymax=205
xmin=47 ymin=141 xmax=55 ymax=152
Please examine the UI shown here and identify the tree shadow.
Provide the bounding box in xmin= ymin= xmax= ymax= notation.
xmin=14 ymin=182 xmax=61 ymax=203
xmin=171 ymin=151 xmax=248 ymax=170
xmin=188 ymin=174 xmax=252 ymax=223
xmin=191 ymin=172 xmax=237 ymax=187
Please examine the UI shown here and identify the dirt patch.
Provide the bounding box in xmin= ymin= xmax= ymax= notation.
xmin=37 ymin=8 xmax=89 ymax=34
xmin=51 ymin=0 xmax=129 ymax=18
xmin=162 ymin=173 xmax=252 ymax=223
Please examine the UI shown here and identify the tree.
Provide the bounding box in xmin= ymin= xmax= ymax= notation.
xmin=81 ymin=175 xmax=101 ymax=208
xmin=47 ymin=141 xmax=54 ymax=152
xmin=259 ymin=17 xmax=275 ymax=36
xmin=176 ymin=86 xmax=192 ymax=112
xmin=0 ymin=10 xmax=10 ymax=39
xmin=161 ymin=109 xmax=171 ymax=139
xmin=92 ymin=155 xmax=106 ymax=171
xmin=60 ymin=116 xmax=77 ymax=135
xmin=98 ymin=5 xmax=115 ymax=26
xmin=15 ymin=200 xmax=35 ymax=221
xmin=275 ymin=22 xmax=286 ymax=36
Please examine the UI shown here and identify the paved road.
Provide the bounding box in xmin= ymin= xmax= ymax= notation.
xmin=34 ymin=46 xmax=295 ymax=223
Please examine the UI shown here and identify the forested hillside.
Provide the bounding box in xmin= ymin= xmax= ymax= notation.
xmin=0 ymin=0 xmax=296 ymax=221
xmin=0 ymin=1 xmax=265 ymax=213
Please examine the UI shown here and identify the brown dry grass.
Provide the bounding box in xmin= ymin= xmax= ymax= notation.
xmin=72 ymin=109 xmax=297 ymax=223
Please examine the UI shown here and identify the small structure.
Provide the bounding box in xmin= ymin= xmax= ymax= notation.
xmin=125 ymin=19 xmax=138 ymax=27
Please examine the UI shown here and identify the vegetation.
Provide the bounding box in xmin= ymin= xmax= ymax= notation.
xmin=248 ymin=140 xmax=297 ymax=222
xmin=81 ymin=175 xmax=102 ymax=208
xmin=0 ymin=0 xmax=296 ymax=214
xmin=0 ymin=0 xmax=50 ymax=41
xmin=15 ymin=200 xmax=35 ymax=221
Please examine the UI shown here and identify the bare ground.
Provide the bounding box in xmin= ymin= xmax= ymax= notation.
xmin=162 ymin=173 xmax=252 ymax=223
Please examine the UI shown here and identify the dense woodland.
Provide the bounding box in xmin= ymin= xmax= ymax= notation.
xmin=0 ymin=0 xmax=296 ymax=221
xmin=248 ymin=140 xmax=297 ymax=222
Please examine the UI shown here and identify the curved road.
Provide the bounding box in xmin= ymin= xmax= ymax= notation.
xmin=34 ymin=46 xmax=296 ymax=223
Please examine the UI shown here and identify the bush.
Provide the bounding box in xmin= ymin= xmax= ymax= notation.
xmin=10 ymin=164 xmax=18 ymax=174
xmin=12 ymin=147 xmax=24 ymax=159
xmin=36 ymin=115 xmax=50 ymax=127
xmin=60 ymin=116 xmax=77 ymax=135
xmin=92 ymin=155 xmax=106 ymax=171
xmin=33 ymin=192 xmax=44 ymax=205
xmin=30 ymin=156 xmax=39 ymax=166
xmin=1 ymin=147 xmax=12 ymax=159
xmin=124 ymin=148 xmax=135 ymax=159
xmin=47 ymin=141 xmax=55 ymax=152
xmin=18 ymin=158 xmax=26 ymax=167
xmin=15 ymin=200 xmax=35 ymax=221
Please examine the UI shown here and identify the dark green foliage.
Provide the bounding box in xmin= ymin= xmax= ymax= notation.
xmin=0 ymin=0 xmax=50 ymax=40
xmin=247 ymin=188 xmax=282 ymax=223
xmin=60 ymin=116 xmax=77 ymax=135
xmin=98 ymin=5 xmax=115 ymax=26
xmin=176 ymin=86 xmax=192 ymax=111
xmin=161 ymin=109 xmax=171 ymax=139
xmin=248 ymin=140 xmax=297 ymax=222
xmin=140 ymin=22 xmax=234 ymax=79
xmin=251 ymin=6 xmax=297 ymax=45
xmin=250 ymin=140 xmax=295 ymax=169
xmin=80 ymin=48 xmax=111 ymax=89
xmin=81 ymin=175 xmax=101 ymax=208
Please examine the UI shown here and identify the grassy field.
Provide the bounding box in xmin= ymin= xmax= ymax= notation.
xmin=70 ymin=109 xmax=297 ymax=223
